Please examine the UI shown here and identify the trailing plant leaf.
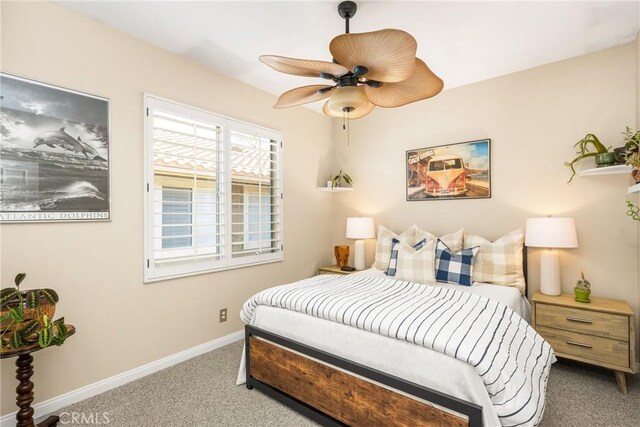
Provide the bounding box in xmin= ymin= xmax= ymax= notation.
xmin=626 ymin=201 xmax=640 ymax=221
xmin=54 ymin=318 xmax=67 ymax=339
xmin=26 ymin=291 xmax=39 ymax=309
xmin=51 ymin=335 xmax=65 ymax=346
xmin=0 ymin=288 xmax=19 ymax=307
xmin=14 ymin=273 xmax=26 ymax=288
xmin=10 ymin=331 xmax=25 ymax=349
xmin=9 ymin=306 xmax=23 ymax=323
xmin=20 ymin=319 xmax=39 ymax=338
xmin=40 ymin=289 xmax=59 ymax=305
xmin=38 ymin=327 xmax=52 ymax=348
xmin=564 ymin=152 xmax=599 ymax=183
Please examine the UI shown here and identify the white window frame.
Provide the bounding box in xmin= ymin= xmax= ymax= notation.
xmin=143 ymin=95 xmax=283 ymax=282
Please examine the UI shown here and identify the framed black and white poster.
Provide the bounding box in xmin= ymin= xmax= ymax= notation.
xmin=0 ymin=73 xmax=110 ymax=222
xmin=406 ymin=139 xmax=491 ymax=201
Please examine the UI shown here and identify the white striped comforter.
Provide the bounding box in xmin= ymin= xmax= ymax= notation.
xmin=241 ymin=274 xmax=555 ymax=427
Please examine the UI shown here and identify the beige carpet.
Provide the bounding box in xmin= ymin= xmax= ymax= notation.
xmin=35 ymin=340 xmax=638 ymax=426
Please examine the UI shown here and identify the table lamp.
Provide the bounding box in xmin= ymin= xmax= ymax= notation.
xmin=346 ymin=217 xmax=375 ymax=271
xmin=525 ymin=217 xmax=578 ymax=296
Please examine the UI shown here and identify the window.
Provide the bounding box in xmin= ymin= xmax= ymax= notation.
xmin=144 ymin=96 xmax=283 ymax=282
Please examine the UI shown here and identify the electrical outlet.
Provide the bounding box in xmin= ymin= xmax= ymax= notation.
xmin=219 ymin=308 xmax=227 ymax=323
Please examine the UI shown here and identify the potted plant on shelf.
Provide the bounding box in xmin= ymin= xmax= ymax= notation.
xmin=622 ymin=127 xmax=640 ymax=183
xmin=574 ymin=272 xmax=591 ymax=303
xmin=1 ymin=273 xmax=69 ymax=351
xmin=614 ymin=127 xmax=640 ymax=165
xmin=565 ymin=133 xmax=614 ymax=182
xmin=331 ymin=170 xmax=353 ymax=189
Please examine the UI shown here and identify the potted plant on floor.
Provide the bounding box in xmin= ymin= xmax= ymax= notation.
xmin=1 ymin=273 xmax=69 ymax=351
xmin=565 ymin=133 xmax=614 ymax=182
xmin=574 ymin=272 xmax=591 ymax=303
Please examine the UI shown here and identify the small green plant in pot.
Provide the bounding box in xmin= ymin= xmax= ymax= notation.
xmin=331 ymin=170 xmax=353 ymax=189
xmin=565 ymin=133 xmax=614 ymax=182
xmin=574 ymin=272 xmax=591 ymax=303
xmin=0 ymin=273 xmax=69 ymax=351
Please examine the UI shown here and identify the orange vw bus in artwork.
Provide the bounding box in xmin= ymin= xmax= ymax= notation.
xmin=424 ymin=155 xmax=467 ymax=197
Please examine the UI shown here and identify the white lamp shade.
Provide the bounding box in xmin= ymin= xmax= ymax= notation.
xmin=346 ymin=217 xmax=375 ymax=239
xmin=525 ymin=217 xmax=578 ymax=248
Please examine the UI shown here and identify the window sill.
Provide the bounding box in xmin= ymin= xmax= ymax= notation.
xmin=144 ymin=257 xmax=284 ymax=283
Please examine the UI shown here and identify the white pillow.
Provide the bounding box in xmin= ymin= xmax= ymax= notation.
xmin=463 ymin=230 xmax=525 ymax=293
xmin=373 ymin=225 xmax=416 ymax=270
xmin=415 ymin=227 xmax=464 ymax=253
xmin=394 ymin=239 xmax=436 ymax=285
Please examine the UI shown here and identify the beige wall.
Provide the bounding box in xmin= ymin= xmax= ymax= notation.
xmin=0 ymin=1 xmax=335 ymax=415
xmin=331 ymin=43 xmax=639 ymax=352
xmin=2 ymin=0 xmax=639 ymax=417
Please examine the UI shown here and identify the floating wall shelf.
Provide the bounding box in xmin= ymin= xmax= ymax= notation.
xmin=317 ymin=187 xmax=354 ymax=192
xmin=628 ymin=183 xmax=640 ymax=194
xmin=578 ymin=165 xmax=632 ymax=176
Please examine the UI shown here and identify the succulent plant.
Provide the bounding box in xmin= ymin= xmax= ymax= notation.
xmin=575 ymin=272 xmax=591 ymax=290
xmin=0 ymin=273 xmax=68 ymax=351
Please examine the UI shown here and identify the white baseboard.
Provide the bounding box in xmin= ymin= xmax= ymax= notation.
xmin=0 ymin=330 xmax=243 ymax=427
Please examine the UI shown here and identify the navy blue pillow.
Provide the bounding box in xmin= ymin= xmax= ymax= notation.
xmin=435 ymin=239 xmax=479 ymax=286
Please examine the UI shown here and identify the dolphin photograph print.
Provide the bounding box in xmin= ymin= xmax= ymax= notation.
xmin=0 ymin=73 xmax=110 ymax=222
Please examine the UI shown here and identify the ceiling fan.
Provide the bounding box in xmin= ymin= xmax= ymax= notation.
xmin=260 ymin=1 xmax=444 ymax=120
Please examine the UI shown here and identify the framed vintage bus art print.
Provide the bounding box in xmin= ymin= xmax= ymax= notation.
xmin=406 ymin=139 xmax=491 ymax=201
xmin=0 ymin=73 xmax=110 ymax=222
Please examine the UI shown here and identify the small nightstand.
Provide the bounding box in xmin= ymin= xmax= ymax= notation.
xmin=317 ymin=265 xmax=356 ymax=275
xmin=531 ymin=292 xmax=636 ymax=395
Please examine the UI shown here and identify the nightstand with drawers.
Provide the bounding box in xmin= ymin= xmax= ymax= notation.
xmin=317 ymin=265 xmax=357 ymax=275
xmin=531 ymin=292 xmax=636 ymax=394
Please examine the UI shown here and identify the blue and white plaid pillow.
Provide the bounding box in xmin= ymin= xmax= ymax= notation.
xmin=386 ymin=237 xmax=427 ymax=276
xmin=435 ymin=239 xmax=479 ymax=286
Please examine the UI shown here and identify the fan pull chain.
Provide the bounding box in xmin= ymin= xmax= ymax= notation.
xmin=347 ymin=111 xmax=350 ymax=147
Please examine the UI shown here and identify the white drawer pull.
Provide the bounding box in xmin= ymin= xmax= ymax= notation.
xmin=566 ymin=340 xmax=592 ymax=349
xmin=566 ymin=317 xmax=593 ymax=324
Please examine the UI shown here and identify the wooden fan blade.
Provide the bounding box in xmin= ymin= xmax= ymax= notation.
xmin=260 ymin=55 xmax=349 ymax=78
xmin=322 ymin=100 xmax=375 ymax=119
xmin=274 ymin=85 xmax=335 ymax=109
xmin=329 ymin=29 xmax=417 ymax=82
xmin=363 ymin=59 xmax=443 ymax=108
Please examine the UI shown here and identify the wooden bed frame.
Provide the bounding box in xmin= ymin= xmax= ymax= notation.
xmin=245 ymin=248 xmax=529 ymax=426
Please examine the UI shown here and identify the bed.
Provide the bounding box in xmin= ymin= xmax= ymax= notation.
xmin=238 ymin=256 xmax=554 ymax=426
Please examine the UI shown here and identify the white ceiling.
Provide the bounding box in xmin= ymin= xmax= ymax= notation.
xmin=57 ymin=1 xmax=639 ymax=113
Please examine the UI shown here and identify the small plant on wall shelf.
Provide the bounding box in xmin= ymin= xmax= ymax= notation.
xmin=0 ymin=273 xmax=69 ymax=352
xmin=331 ymin=170 xmax=353 ymax=189
xmin=623 ymin=127 xmax=640 ymax=183
xmin=565 ymin=133 xmax=613 ymax=182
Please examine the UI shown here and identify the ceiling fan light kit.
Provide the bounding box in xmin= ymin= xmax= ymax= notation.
xmin=260 ymin=1 xmax=443 ymax=120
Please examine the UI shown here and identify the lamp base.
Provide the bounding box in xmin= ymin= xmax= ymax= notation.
xmin=353 ymin=240 xmax=366 ymax=271
xmin=539 ymin=250 xmax=561 ymax=296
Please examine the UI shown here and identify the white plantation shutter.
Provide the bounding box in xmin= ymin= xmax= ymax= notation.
xmin=144 ymin=96 xmax=283 ymax=282
xmin=229 ymin=124 xmax=282 ymax=264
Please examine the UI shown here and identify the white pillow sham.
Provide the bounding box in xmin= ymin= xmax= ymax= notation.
xmin=463 ymin=230 xmax=525 ymax=294
xmin=394 ymin=239 xmax=436 ymax=284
